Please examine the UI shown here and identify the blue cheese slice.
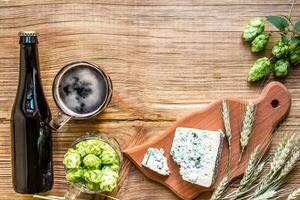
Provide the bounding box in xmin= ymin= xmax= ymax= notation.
xmin=171 ymin=127 xmax=224 ymax=187
xmin=142 ymin=147 xmax=170 ymax=176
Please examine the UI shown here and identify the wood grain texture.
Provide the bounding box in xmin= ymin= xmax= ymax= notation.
xmin=0 ymin=1 xmax=300 ymax=199
xmin=124 ymin=82 xmax=291 ymax=199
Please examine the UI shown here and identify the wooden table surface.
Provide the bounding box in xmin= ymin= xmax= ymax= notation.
xmin=0 ymin=1 xmax=300 ymax=200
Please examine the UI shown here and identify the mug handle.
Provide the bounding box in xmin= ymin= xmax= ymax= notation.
xmin=50 ymin=110 xmax=72 ymax=130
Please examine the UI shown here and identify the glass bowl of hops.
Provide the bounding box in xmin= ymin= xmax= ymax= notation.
xmin=63 ymin=132 xmax=122 ymax=200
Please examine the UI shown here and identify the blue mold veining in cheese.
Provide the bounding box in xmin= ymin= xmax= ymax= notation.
xmin=142 ymin=147 xmax=170 ymax=176
xmin=171 ymin=127 xmax=224 ymax=187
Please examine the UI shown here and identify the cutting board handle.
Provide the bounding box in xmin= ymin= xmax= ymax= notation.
xmin=254 ymin=81 xmax=291 ymax=126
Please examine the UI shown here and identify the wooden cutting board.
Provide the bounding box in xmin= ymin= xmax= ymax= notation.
xmin=123 ymin=81 xmax=291 ymax=200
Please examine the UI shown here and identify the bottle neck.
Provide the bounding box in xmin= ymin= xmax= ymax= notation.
xmin=19 ymin=43 xmax=39 ymax=72
xmin=19 ymin=35 xmax=39 ymax=73
xmin=17 ymin=37 xmax=47 ymax=117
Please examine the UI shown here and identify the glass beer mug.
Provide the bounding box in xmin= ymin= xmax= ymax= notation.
xmin=50 ymin=61 xmax=113 ymax=130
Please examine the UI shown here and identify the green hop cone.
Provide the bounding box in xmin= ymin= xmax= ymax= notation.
xmin=102 ymin=164 xmax=120 ymax=173
xmin=99 ymin=168 xmax=119 ymax=192
xmin=242 ymin=17 xmax=265 ymax=42
xmin=101 ymin=149 xmax=119 ymax=165
xmin=63 ymin=148 xmax=81 ymax=169
xmin=86 ymin=139 xmax=104 ymax=155
xmin=83 ymin=169 xmax=102 ymax=183
xmin=248 ymin=57 xmax=271 ymax=82
xmin=76 ymin=139 xmax=104 ymax=157
xmin=100 ymin=142 xmax=115 ymax=152
xmin=75 ymin=141 xmax=88 ymax=157
xmin=251 ymin=33 xmax=270 ymax=53
xmin=274 ymin=59 xmax=290 ymax=77
xmin=289 ymin=43 xmax=300 ymax=65
xmin=66 ymin=168 xmax=83 ymax=183
xmin=83 ymin=154 xmax=101 ymax=168
xmin=85 ymin=182 xmax=100 ymax=192
xmin=272 ymin=39 xmax=289 ymax=58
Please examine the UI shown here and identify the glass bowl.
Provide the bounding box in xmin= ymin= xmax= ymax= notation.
xmin=64 ymin=132 xmax=123 ymax=199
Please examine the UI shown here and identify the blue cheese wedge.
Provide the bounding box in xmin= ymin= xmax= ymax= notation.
xmin=142 ymin=147 xmax=170 ymax=176
xmin=171 ymin=127 xmax=224 ymax=187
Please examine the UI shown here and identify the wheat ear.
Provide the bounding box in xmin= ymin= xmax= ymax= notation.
xmin=287 ymin=188 xmax=300 ymax=200
xmin=210 ymin=176 xmax=230 ymax=200
xmin=253 ymin=134 xmax=299 ymax=198
xmin=238 ymin=146 xmax=261 ymax=191
xmin=222 ymin=147 xmax=264 ymax=199
xmin=222 ymin=100 xmax=232 ymax=167
xmin=277 ymin=150 xmax=300 ymax=181
xmin=270 ymin=133 xmax=296 ymax=174
xmin=239 ymin=102 xmax=255 ymax=162
xmin=251 ymin=190 xmax=277 ymax=200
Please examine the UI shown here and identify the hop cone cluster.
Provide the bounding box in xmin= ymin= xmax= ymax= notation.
xmin=248 ymin=57 xmax=271 ymax=81
xmin=274 ymin=59 xmax=290 ymax=77
xmin=63 ymin=139 xmax=120 ymax=192
xmin=242 ymin=16 xmax=300 ymax=82
xmin=242 ymin=17 xmax=265 ymax=42
xmin=272 ymin=39 xmax=289 ymax=58
xmin=289 ymin=43 xmax=300 ymax=65
xmin=251 ymin=33 xmax=270 ymax=53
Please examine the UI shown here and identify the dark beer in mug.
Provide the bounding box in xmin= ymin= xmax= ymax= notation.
xmin=58 ymin=65 xmax=109 ymax=115
xmin=11 ymin=31 xmax=53 ymax=194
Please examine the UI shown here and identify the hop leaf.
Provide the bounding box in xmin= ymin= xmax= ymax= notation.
xmin=295 ymin=20 xmax=300 ymax=33
xmin=266 ymin=16 xmax=289 ymax=31
xmin=272 ymin=39 xmax=289 ymax=58
xmin=248 ymin=57 xmax=271 ymax=82
xmin=251 ymin=33 xmax=270 ymax=53
xmin=281 ymin=34 xmax=289 ymax=45
xmin=291 ymin=37 xmax=300 ymax=44
xmin=242 ymin=17 xmax=265 ymax=42
xmin=274 ymin=59 xmax=290 ymax=77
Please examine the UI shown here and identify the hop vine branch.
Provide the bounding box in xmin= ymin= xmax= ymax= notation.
xmin=242 ymin=0 xmax=300 ymax=82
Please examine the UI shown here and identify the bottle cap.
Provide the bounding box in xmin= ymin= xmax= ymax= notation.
xmin=19 ymin=31 xmax=39 ymax=44
xmin=18 ymin=31 xmax=38 ymax=37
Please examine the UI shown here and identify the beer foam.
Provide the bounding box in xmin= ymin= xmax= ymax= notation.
xmin=58 ymin=66 xmax=107 ymax=115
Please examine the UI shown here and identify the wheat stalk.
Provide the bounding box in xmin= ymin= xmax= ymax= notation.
xmin=252 ymin=161 xmax=265 ymax=180
xmin=277 ymin=149 xmax=300 ymax=182
xmin=217 ymin=134 xmax=300 ymax=200
xmin=270 ymin=133 xmax=296 ymax=174
xmin=271 ymin=135 xmax=289 ymax=169
xmin=287 ymin=188 xmax=300 ymax=200
xmin=214 ymin=134 xmax=300 ymax=200
xmin=223 ymin=146 xmax=265 ymax=200
xmin=222 ymin=100 xmax=232 ymax=156
xmin=239 ymin=102 xmax=255 ymax=162
xmin=252 ymin=134 xmax=299 ymax=198
xmin=238 ymin=146 xmax=261 ymax=192
xmin=210 ymin=176 xmax=230 ymax=200
xmin=265 ymin=150 xmax=300 ymax=196
xmin=251 ymin=190 xmax=277 ymax=200
xmin=236 ymin=162 xmax=266 ymax=199
xmin=262 ymin=134 xmax=295 ymax=186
